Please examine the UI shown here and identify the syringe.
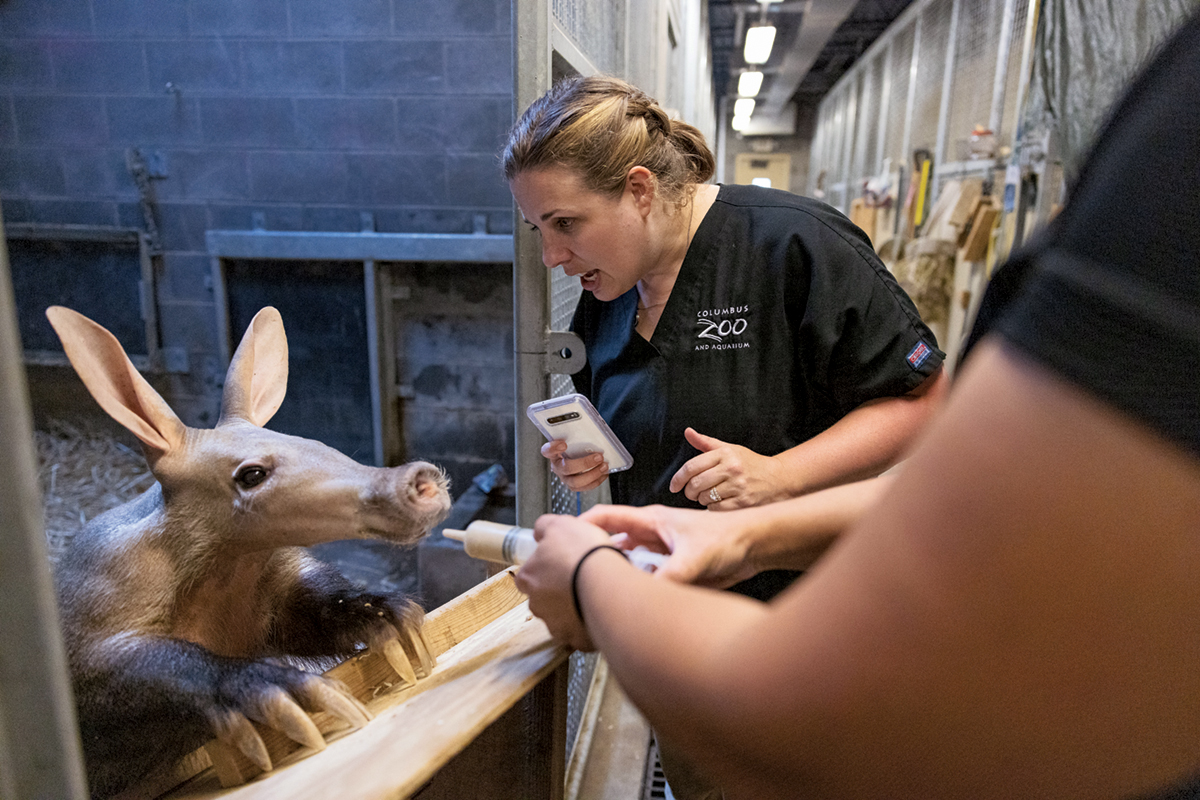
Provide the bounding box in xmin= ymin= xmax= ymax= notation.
xmin=443 ymin=519 xmax=668 ymax=572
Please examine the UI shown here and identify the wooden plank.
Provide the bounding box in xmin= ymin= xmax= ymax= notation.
xmin=962 ymin=201 xmax=1001 ymax=262
xmin=947 ymin=179 xmax=983 ymax=231
xmin=136 ymin=568 xmax=536 ymax=798
xmin=166 ymin=600 xmax=568 ymax=799
xmin=412 ymin=661 xmax=568 ymax=800
xmin=421 ymin=567 xmax=528 ymax=657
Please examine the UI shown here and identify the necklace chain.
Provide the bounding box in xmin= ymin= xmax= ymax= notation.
xmin=634 ymin=192 xmax=699 ymax=329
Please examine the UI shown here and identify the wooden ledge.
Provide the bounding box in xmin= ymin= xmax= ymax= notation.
xmin=125 ymin=568 xmax=569 ymax=800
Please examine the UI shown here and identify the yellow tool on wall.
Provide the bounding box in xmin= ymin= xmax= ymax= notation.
xmin=913 ymin=152 xmax=932 ymax=229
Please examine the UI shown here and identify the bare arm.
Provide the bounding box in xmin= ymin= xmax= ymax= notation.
xmin=582 ymin=475 xmax=891 ymax=587
xmin=673 ymin=366 xmax=948 ymax=508
xmin=519 ymin=342 xmax=1200 ymax=798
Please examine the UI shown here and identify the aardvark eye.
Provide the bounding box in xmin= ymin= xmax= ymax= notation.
xmin=235 ymin=466 xmax=268 ymax=489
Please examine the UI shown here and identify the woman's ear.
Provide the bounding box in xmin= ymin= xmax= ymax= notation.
xmin=626 ymin=166 xmax=656 ymax=214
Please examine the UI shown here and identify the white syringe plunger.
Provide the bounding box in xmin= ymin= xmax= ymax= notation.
xmin=442 ymin=520 xmax=536 ymax=565
xmin=443 ymin=519 xmax=666 ymax=571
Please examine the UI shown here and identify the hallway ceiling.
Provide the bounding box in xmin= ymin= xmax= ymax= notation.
xmin=708 ymin=0 xmax=915 ymax=129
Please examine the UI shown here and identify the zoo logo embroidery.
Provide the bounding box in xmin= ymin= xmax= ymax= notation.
xmin=694 ymin=305 xmax=751 ymax=351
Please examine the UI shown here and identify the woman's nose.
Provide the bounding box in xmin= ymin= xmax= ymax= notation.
xmin=541 ymin=236 xmax=568 ymax=269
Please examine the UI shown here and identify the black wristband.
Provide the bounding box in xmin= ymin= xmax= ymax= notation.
xmin=570 ymin=544 xmax=630 ymax=628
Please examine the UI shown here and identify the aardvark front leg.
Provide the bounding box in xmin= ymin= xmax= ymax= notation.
xmin=73 ymin=635 xmax=369 ymax=798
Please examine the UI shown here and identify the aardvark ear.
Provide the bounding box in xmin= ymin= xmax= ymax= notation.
xmin=45 ymin=306 xmax=185 ymax=457
xmin=219 ymin=306 xmax=288 ymax=428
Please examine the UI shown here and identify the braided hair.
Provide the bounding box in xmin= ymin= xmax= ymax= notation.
xmin=502 ymin=75 xmax=715 ymax=208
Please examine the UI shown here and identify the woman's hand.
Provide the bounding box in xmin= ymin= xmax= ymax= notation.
xmin=582 ymin=504 xmax=759 ymax=589
xmin=541 ymin=439 xmax=610 ymax=491
xmin=514 ymin=514 xmax=614 ymax=651
xmin=670 ymin=428 xmax=792 ymax=509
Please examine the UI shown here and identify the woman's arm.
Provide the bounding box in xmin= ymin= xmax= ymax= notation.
xmin=519 ymin=341 xmax=1200 ymax=798
xmin=673 ymin=366 xmax=948 ymax=508
xmin=581 ymin=475 xmax=891 ymax=587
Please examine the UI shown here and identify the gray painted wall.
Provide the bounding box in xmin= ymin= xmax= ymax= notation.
xmin=1 ymin=0 xmax=517 ymax=490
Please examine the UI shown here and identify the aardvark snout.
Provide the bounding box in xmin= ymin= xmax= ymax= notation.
xmin=400 ymin=461 xmax=451 ymax=510
xmin=361 ymin=461 xmax=451 ymax=542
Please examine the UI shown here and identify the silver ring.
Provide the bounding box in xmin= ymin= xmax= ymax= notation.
xmin=709 ymin=487 xmax=722 ymax=503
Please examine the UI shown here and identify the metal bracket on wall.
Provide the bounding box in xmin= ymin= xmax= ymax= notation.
xmin=545 ymin=331 xmax=586 ymax=375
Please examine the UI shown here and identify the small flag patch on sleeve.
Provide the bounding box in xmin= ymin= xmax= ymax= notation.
xmin=906 ymin=341 xmax=932 ymax=369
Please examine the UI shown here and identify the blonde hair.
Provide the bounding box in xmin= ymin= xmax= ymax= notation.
xmin=502 ymin=75 xmax=715 ymax=208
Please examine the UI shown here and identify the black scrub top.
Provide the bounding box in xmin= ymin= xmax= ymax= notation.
xmin=571 ymin=183 xmax=943 ymax=511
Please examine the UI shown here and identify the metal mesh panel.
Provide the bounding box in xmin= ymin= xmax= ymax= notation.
xmin=813 ymin=0 xmax=1042 ymax=219
xmin=884 ymin=25 xmax=915 ymax=165
xmin=847 ymin=71 xmax=868 ymax=194
xmin=552 ymin=0 xmax=626 ymax=76
xmin=548 ymin=263 xmax=599 ymax=752
xmin=550 ymin=265 xmax=581 ymax=331
xmin=829 ymin=185 xmax=846 ymax=211
xmin=665 ymin=14 xmax=681 ymax=116
xmin=808 ymin=116 xmax=824 ymax=194
xmin=822 ymin=93 xmax=837 ymax=189
xmin=999 ymin=0 xmax=1033 ymax=149
xmin=944 ymin=0 xmax=1003 ymax=161
xmin=830 ymin=90 xmax=849 ymax=189
xmin=566 ymin=651 xmax=599 ymax=760
xmin=817 ymin=108 xmax=835 ymax=189
xmin=910 ymin=0 xmax=952 ymax=154
xmin=862 ymin=52 xmax=885 ymax=176
xmin=548 ymin=266 xmax=582 ymax=515
xmin=821 ymin=95 xmax=838 ymax=189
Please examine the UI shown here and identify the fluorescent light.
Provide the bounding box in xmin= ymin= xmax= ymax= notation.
xmin=743 ymin=25 xmax=776 ymax=64
xmin=734 ymin=97 xmax=756 ymax=118
xmin=731 ymin=115 xmax=751 ymax=131
xmin=738 ymin=71 xmax=764 ymax=97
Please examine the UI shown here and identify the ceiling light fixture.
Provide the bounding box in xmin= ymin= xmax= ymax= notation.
xmin=738 ymin=70 xmax=764 ymax=97
xmin=743 ymin=25 xmax=776 ymax=64
xmin=731 ymin=115 xmax=751 ymax=132
xmin=734 ymin=97 xmax=756 ymax=118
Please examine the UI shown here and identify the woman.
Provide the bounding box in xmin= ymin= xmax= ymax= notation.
xmin=514 ymin=14 xmax=1200 ymax=799
xmin=504 ymin=74 xmax=946 ymax=800
xmin=503 ymin=75 xmax=945 ymax=525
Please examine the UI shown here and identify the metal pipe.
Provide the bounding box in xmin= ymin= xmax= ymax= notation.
xmin=874 ymin=41 xmax=894 ymax=178
xmin=932 ymin=0 xmax=964 ymax=208
xmin=900 ymin=11 xmax=923 ymax=182
xmin=988 ymin=0 xmax=1019 ymax=136
xmin=364 ymin=260 xmax=385 ymax=467
xmin=513 ymin=0 xmax=552 ymax=529
xmin=0 ymin=208 xmax=89 ymax=799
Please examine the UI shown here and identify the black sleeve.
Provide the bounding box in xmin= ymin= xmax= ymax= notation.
xmin=979 ymin=12 xmax=1200 ymax=461
xmin=796 ymin=205 xmax=945 ymax=417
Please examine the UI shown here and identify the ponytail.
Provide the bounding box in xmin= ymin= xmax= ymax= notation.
xmin=502 ymin=75 xmax=714 ymax=206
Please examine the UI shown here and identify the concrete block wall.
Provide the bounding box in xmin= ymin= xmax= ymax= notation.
xmin=0 ymin=0 xmax=515 ymax=434
xmin=389 ymin=260 xmax=514 ymax=495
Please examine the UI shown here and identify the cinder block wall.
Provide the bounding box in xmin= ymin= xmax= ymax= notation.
xmin=0 ymin=0 xmax=516 ymax=484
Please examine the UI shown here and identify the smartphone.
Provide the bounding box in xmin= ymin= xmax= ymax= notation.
xmin=526 ymin=393 xmax=633 ymax=473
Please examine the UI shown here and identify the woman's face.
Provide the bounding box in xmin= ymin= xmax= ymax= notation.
xmin=510 ymin=166 xmax=652 ymax=302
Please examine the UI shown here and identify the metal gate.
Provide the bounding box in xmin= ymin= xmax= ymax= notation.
xmin=510 ymin=0 xmax=717 ymax=786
